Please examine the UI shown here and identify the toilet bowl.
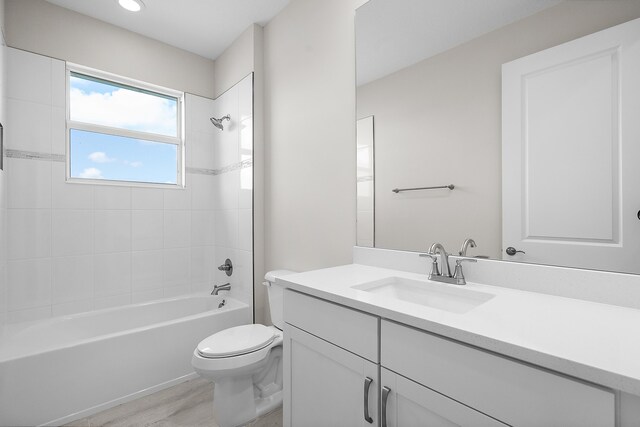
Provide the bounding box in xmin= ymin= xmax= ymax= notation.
xmin=192 ymin=270 xmax=295 ymax=427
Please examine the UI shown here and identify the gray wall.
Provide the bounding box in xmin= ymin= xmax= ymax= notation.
xmin=357 ymin=1 xmax=640 ymax=256
xmin=5 ymin=0 xmax=215 ymax=97
xmin=263 ymin=0 xmax=358 ymax=273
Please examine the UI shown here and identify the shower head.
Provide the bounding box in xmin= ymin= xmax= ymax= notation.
xmin=210 ymin=115 xmax=231 ymax=131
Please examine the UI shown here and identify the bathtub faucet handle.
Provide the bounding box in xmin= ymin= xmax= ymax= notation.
xmin=218 ymin=259 xmax=233 ymax=276
xmin=212 ymin=283 xmax=231 ymax=295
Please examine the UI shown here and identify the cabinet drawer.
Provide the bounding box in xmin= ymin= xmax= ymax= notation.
xmin=284 ymin=290 xmax=378 ymax=362
xmin=382 ymin=320 xmax=614 ymax=427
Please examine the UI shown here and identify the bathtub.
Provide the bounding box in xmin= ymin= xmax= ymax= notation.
xmin=0 ymin=295 xmax=251 ymax=426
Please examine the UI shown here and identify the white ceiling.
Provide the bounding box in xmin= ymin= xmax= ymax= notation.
xmin=356 ymin=0 xmax=563 ymax=86
xmin=45 ymin=0 xmax=290 ymax=60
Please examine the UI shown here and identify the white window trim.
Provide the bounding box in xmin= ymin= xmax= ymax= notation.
xmin=65 ymin=63 xmax=186 ymax=188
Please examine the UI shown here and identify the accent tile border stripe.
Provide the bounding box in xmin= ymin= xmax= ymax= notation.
xmin=5 ymin=149 xmax=65 ymax=162
xmin=187 ymin=159 xmax=253 ymax=176
xmin=4 ymin=149 xmax=252 ymax=177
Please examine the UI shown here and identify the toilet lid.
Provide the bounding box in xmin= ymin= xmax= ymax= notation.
xmin=197 ymin=324 xmax=276 ymax=358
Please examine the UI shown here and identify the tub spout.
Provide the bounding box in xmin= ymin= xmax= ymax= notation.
xmin=211 ymin=283 xmax=231 ymax=295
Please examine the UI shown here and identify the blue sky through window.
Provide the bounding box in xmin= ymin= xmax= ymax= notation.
xmin=69 ymin=71 xmax=181 ymax=185
xmin=70 ymin=130 xmax=177 ymax=184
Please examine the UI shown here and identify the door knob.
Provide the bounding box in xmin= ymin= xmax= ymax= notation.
xmin=505 ymin=247 xmax=525 ymax=256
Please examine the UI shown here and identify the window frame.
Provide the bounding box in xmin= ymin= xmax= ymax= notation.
xmin=66 ymin=63 xmax=185 ymax=188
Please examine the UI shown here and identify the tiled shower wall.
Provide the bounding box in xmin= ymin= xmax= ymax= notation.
xmin=2 ymin=47 xmax=253 ymax=323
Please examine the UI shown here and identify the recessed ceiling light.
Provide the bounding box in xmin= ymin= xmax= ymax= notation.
xmin=118 ymin=0 xmax=144 ymax=12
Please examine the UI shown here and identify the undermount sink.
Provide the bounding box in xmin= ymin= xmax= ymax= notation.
xmin=352 ymin=277 xmax=495 ymax=314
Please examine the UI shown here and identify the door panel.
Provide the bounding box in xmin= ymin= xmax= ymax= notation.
xmin=502 ymin=17 xmax=640 ymax=272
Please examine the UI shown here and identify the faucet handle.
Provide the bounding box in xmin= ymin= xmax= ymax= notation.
xmin=419 ymin=253 xmax=440 ymax=277
xmin=453 ymin=258 xmax=477 ymax=285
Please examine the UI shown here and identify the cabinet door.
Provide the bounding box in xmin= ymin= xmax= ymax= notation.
xmin=283 ymin=323 xmax=379 ymax=427
xmin=381 ymin=369 xmax=507 ymax=427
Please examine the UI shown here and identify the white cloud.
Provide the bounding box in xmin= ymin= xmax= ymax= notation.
xmin=70 ymin=87 xmax=177 ymax=136
xmin=88 ymin=151 xmax=115 ymax=163
xmin=124 ymin=160 xmax=143 ymax=168
xmin=79 ymin=167 xmax=103 ymax=179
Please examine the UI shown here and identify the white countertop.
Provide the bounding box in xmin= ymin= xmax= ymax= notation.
xmin=279 ymin=263 xmax=640 ymax=396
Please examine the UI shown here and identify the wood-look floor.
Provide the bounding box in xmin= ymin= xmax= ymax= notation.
xmin=63 ymin=378 xmax=283 ymax=427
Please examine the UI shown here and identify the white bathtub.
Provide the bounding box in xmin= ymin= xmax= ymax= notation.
xmin=0 ymin=295 xmax=251 ymax=426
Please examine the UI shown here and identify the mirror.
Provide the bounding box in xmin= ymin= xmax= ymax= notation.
xmin=356 ymin=0 xmax=640 ymax=274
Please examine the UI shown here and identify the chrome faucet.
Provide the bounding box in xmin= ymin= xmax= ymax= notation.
xmin=459 ymin=238 xmax=477 ymax=256
xmin=428 ymin=243 xmax=451 ymax=278
xmin=419 ymin=243 xmax=477 ymax=285
xmin=452 ymin=258 xmax=477 ymax=285
xmin=211 ymin=283 xmax=231 ymax=295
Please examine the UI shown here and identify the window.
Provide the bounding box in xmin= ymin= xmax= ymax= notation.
xmin=67 ymin=65 xmax=184 ymax=186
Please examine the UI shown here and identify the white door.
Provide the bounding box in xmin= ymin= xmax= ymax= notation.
xmin=380 ymin=368 xmax=506 ymax=427
xmin=502 ymin=17 xmax=640 ymax=273
xmin=283 ymin=324 xmax=379 ymax=427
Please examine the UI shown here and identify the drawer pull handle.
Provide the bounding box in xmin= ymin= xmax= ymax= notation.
xmin=381 ymin=386 xmax=391 ymax=427
xmin=363 ymin=377 xmax=374 ymax=423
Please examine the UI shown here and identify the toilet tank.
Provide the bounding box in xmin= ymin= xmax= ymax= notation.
xmin=263 ymin=270 xmax=296 ymax=330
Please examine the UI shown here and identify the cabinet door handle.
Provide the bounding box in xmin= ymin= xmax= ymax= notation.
xmin=363 ymin=377 xmax=374 ymax=423
xmin=381 ymin=386 xmax=391 ymax=427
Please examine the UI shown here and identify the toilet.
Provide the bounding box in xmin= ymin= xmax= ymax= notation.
xmin=192 ymin=270 xmax=295 ymax=427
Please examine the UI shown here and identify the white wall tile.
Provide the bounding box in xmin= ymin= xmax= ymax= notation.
xmin=191 ymin=245 xmax=215 ymax=284
xmin=132 ymin=250 xmax=164 ymax=291
xmin=51 ymin=58 xmax=66 ymax=108
xmin=238 ymin=209 xmax=253 ymax=251
xmin=52 ymin=162 xmax=93 ymax=209
xmin=214 ymin=209 xmax=239 ymax=249
xmin=187 ymin=131 xmax=215 ymax=169
xmin=164 ymin=185 xmax=191 ymax=210
xmin=8 ymin=209 xmax=51 ymax=260
xmin=52 ymin=209 xmax=93 ymax=256
xmin=94 ymin=210 xmax=131 ymax=253
xmin=164 ymin=285 xmax=190 ymax=298
xmin=7 ymin=48 xmax=52 ymax=104
xmin=190 ymin=174 xmax=215 ymax=210
xmin=214 ymin=170 xmax=239 ymax=210
xmin=6 ymin=99 xmax=53 ymax=152
xmin=52 ymin=255 xmax=94 ymax=303
xmin=94 ymin=252 xmax=131 ymax=297
xmin=7 ymin=158 xmax=52 ymax=209
xmin=191 ymin=210 xmax=215 ymax=246
xmin=93 ymin=293 xmax=131 ymax=310
xmin=163 ymin=247 xmax=190 ymax=288
xmin=235 ymin=249 xmax=254 ymax=296
xmin=51 ymin=106 xmax=66 ymax=155
xmin=132 ymin=288 xmax=164 ymax=304
xmin=164 ymin=210 xmax=191 ymax=248
xmin=132 ymin=187 xmax=164 ymax=210
xmin=7 ymin=306 xmax=52 ymax=324
xmin=94 ymin=186 xmax=131 ymax=210
xmin=132 ymin=210 xmax=163 ymax=251
xmin=239 ymin=166 xmax=253 ymax=209
xmin=7 ymin=259 xmax=51 ymax=310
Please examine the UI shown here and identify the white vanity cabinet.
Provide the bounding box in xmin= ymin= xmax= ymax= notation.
xmin=380 ymin=368 xmax=506 ymax=427
xmin=283 ymin=290 xmax=380 ymax=427
xmin=382 ymin=320 xmax=615 ymax=427
xmin=283 ymin=288 xmax=620 ymax=427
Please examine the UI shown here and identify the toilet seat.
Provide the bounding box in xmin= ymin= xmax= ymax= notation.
xmin=197 ymin=324 xmax=276 ymax=358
